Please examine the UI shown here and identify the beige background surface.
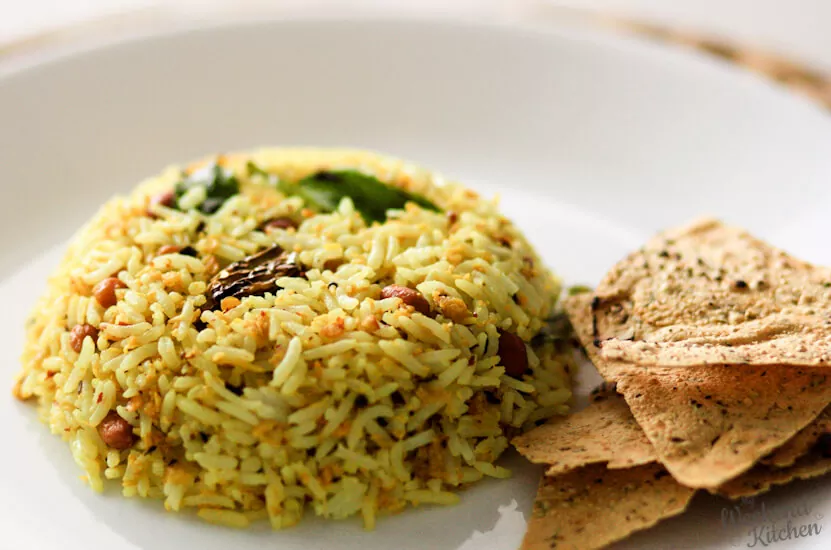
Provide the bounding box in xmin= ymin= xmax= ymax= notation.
xmin=3 ymin=0 xmax=830 ymax=109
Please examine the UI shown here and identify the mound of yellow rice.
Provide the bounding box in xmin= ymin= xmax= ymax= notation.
xmin=13 ymin=149 xmax=574 ymax=529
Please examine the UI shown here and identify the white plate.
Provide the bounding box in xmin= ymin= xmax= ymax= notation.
xmin=2 ymin=15 xmax=831 ymax=550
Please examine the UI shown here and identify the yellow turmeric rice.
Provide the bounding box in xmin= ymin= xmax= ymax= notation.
xmin=13 ymin=148 xmax=574 ymax=529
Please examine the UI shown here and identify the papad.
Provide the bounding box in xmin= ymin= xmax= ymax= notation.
xmin=521 ymin=463 xmax=694 ymax=550
xmin=565 ymin=294 xmax=831 ymax=488
xmin=513 ymin=386 xmax=656 ymax=476
xmin=592 ymin=218 xmax=831 ymax=368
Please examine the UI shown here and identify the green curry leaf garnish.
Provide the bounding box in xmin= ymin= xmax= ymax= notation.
xmin=288 ymin=170 xmax=441 ymax=224
xmin=174 ymin=162 xmax=240 ymax=214
xmin=175 ymin=163 xmax=440 ymax=223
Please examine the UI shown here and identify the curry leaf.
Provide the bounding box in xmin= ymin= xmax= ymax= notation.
xmin=245 ymin=161 xmax=269 ymax=178
xmin=175 ymin=162 xmax=240 ymax=214
xmin=567 ymin=285 xmax=592 ymax=296
xmin=294 ymin=170 xmax=441 ymax=224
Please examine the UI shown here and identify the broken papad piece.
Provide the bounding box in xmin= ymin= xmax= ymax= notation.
xmin=521 ymin=463 xmax=695 ymax=550
xmin=760 ymin=406 xmax=831 ymax=468
xmin=615 ymin=367 xmax=831 ymax=489
xmin=565 ymin=294 xmax=831 ymax=489
xmin=715 ymin=449 xmax=831 ymax=500
xmin=592 ymin=218 xmax=831 ymax=368
xmin=513 ymin=386 xmax=656 ymax=476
